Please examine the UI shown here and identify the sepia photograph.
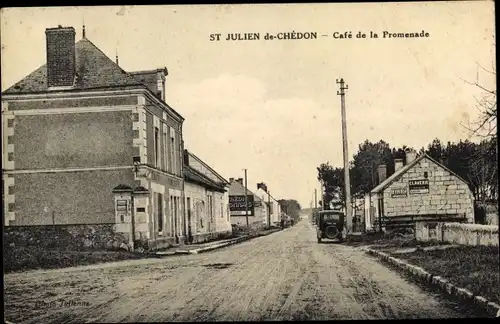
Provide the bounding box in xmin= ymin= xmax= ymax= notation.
xmin=1 ymin=2 xmax=498 ymax=322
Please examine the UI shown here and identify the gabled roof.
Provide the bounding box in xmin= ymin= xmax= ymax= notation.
xmin=371 ymin=153 xmax=469 ymax=194
xmin=229 ymin=180 xmax=262 ymax=201
xmin=184 ymin=165 xmax=226 ymax=192
xmin=3 ymin=38 xmax=143 ymax=94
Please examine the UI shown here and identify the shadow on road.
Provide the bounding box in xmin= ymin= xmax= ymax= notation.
xmin=317 ymin=241 xmax=343 ymax=245
xmin=202 ymin=263 xmax=234 ymax=270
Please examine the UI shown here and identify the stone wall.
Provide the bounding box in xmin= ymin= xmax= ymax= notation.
xmin=4 ymin=224 xmax=129 ymax=251
xmin=416 ymin=222 xmax=498 ymax=247
xmin=383 ymin=156 xmax=474 ymax=223
xmin=191 ymin=230 xmax=233 ymax=244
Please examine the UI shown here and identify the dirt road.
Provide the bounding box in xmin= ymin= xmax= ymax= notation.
xmin=4 ymin=219 xmax=477 ymax=323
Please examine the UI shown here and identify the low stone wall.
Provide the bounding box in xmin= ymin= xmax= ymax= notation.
xmin=191 ymin=230 xmax=233 ymax=244
xmin=144 ymin=236 xmax=176 ymax=251
xmin=416 ymin=222 xmax=499 ymax=247
xmin=4 ymin=224 xmax=129 ymax=251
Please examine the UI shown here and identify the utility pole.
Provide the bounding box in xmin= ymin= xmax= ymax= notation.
xmin=314 ymin=188 xmax=318 ymax=210
xmin=321 ymin=180 xmax=325 ymax=211
xmin=244 ymin=168 xmax=249 ymax=227
xmin=337 ymin=78 xmax=353 ymax=234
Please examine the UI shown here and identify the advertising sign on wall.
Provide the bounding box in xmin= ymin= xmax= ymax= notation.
xmin=229 ymin=195 xmax=255 ymax=216
xmin=409 ymin=179 xmax=430 ymax=194
xmin=391 ymin=188 xmax=408 ymax=198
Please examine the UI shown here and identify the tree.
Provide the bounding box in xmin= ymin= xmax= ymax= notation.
xmin=424 ymin=138 xmax=446 ymax=161
xmin=461 ymin=62 xmax=498 ymax=207
xmin=278 ymin=199 xmax=302 ymax=221
xmin=467 ymin=138 xmax=498 ymax=202
xmin=351 ymin=140 xmax=395 ymax=196
xmin=316 ymin=163 xmax=346 ymax=209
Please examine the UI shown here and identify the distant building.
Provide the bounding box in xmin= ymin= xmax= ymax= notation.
xmin=366 ymin=152 xmax=474 ymax=231
xmin=2 ymin=25 xmax=185 ymax=250
xmin=228 ymin=178 xmax=266 ymax=226
xmin=255 ymin=183 xmax=281 ymax=226
xmin=183 ymin=150 xmax=232 ymax=243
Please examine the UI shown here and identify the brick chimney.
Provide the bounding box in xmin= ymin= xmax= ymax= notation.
xmin=406 ymin=151 xmax=417 ymax=164
xmin=257 ymin=182 xmax=268 ymax=192
xmin=45 ymin=26 xmax=76 ymax=88
xmin=377 ymin=165 xmax=387 ymax=184
xmin=157 ymin=68 xmax=168 ymax=102
xmin=394 ymin=158 xmax=404 ymax=171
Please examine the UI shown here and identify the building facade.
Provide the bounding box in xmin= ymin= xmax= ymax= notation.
xmin=368 ymin=152 xmax=475 ymax=230
xmin=2 ymin=25 xmax=185 ymax=250
xmin=228 ymin=178 xmax=267 ymax=226
xmin=255 ymin=183 xmax=281 ymax=226
xmin=183 ymin=150 xmax=232 ymax=243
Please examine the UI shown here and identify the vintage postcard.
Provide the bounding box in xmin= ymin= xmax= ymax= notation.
xmin=1 ymin=2 xmax=498 ymax=322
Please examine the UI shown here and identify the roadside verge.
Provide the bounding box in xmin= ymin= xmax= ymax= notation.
xmin=156 ymin=228 xmax=282 ymax=256
xmin=364 ymin=247 xmax=500 ymax=318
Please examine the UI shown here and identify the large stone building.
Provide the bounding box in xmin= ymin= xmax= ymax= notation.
xmin=2 ymin=25 xmax=185 ymax=250
xmin=366 ymin=152 xmax=475 ymax=230
xmin=183 ymin=149 xmax=232 ymax=243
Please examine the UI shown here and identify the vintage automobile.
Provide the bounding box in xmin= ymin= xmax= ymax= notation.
xmin=316 ymin=210 xmax=345 ymax=243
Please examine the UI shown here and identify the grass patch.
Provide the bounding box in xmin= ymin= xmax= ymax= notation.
xmin=4 ymin=246 xmax=155 ymax=273
xmin=395 ymin=245 xmax=500 ymax=304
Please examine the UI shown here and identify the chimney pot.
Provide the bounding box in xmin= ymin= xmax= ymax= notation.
xmin=45 ymin=26 xmax=76 ymax=88
xmin=229 ymin=178 xmax=234 ymax=182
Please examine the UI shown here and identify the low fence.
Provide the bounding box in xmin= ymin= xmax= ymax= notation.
xmin=415 ymin=222 xmax=499 ymax=247
xmin=373 ymin=214 xmax=468 ymax=232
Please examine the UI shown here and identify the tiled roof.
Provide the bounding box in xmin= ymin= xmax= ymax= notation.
xmin=3 ymin=38 xmax=144 ymax=94
xmin=184 ymin=165 xmax=227 ymax=192
xmin=371 ymin=153 xmax=469 ymax=194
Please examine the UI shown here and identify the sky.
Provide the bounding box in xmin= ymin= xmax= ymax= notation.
xmin=1 ymin=3 xmax=496 ymax=208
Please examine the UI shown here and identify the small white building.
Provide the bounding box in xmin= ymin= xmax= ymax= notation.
xmin=255 ymin=183 xmax=281 ymax=226
xmin=367 ymin=152 xmax=475 ymax=230
xmin=183 ymin=150 xmax=232 ymax=243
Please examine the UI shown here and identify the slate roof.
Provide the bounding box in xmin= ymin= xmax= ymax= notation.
xmin=129 ymin=69 xmax=167 ymax=96
xmin=4 ymin=38 xmax=147 ymax=94
xmin=184 ymin=165 xmax=227 ymax=192
xmin=371 ymin=153 xmax=469 ymax=194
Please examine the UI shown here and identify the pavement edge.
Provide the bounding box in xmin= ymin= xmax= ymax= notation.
xmin=364 ymin=248 xmax=500 ymax=318
xmin=160 ymin=228 xmax=283 ymax=256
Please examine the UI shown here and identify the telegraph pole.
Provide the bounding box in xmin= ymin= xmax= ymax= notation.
xmin=244 ymin=168 xmax=249 ymax=227
xmin=314 ymin=189 xmax=318 ymax=210
xmin=320 ymin=179 xmax=325 ymax=211
xmin=337 ymin=78 xmax=353 ymax=234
